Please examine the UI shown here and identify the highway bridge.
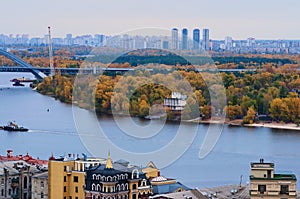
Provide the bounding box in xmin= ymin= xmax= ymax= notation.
xmin=0 ymin=66 xmax=258 ymax=75
xmin=0 ymin=49 xmax=47 ymax=80
xmin=0 ymin=49 xmax=259 ymax=80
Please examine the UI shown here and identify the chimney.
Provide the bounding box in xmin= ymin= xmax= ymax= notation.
xmin=7 ymin=150 xmax=13 ymax=158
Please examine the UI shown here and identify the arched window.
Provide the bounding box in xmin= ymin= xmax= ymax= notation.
xmin=93 ymin=174 xmax=97 ymax=180
xmin=141 ymin=179 xmax=147 ymax=186
xmin=125 ymin=184 xmax=128 ymax=190
xmin=23 ymin=176 xmax=27 ymax=189
xmin=92 ymin=195 xmax=96 ymax=199
xmin=132 ymin=184 xmax=137 ymax=190
xmin=97 ymin=184 xmax=101 ymax=191
xmin=125 ymin=174 xmax=128 ymax=179
xmin=131 ymin=169 xmax=139 ymax=179
xmin=121 ymin=184 xmax=125 ymax=191
xmin=97 ymin=174 xmax=101 ymax=180
xmin=116 ymin=184 xmax=120 ymax=191
xmin=107 ymin=176 xmax=112 ymax=182
xmin=92 ymin=183 xmax=96 ymax=191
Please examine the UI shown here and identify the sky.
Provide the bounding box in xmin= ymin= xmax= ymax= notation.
xmin=1 ymin=0 xmax=300 ymax=40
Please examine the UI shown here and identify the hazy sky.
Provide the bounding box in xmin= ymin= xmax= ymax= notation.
xmin=1 ymin=0 xmax=300 ymax=39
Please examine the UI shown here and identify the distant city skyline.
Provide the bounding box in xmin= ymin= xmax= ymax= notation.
xmin=1 ymin=0 xmax=300 ymax=40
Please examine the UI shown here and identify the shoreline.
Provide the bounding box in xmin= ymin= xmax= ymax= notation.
xmin=36 ymin=89 xmax=300 ymax=132
xmin=227 ymin=119 xmax=300 ymax=131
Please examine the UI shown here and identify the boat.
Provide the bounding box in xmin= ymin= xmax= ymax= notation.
xmin=12 ymin=81 xmax=25 ymax=87
xmin=2 ymin=122 xmax=28 ymax=132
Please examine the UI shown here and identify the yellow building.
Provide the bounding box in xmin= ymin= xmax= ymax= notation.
xmin=249 ymin=159 xmax=297 ymax=199
xmin=48 ymin=155 xmax=86 ymax=199
xmin=142 ymin=162 xmax=160 ymax=179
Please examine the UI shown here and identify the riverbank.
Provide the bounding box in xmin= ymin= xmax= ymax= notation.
xmin=227 ymin=119 xmax=300 ymax=131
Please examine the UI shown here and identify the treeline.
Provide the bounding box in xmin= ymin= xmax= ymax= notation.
xmin=37 ymin=69 xmax=300 ymax=124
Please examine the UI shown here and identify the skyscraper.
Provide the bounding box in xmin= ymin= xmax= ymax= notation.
xmin=225 ymin=36 xmax=233 ymax=50
xmin=203 ymin=29 xmax=210 ymax=51
xmin=193 ymin=29 xmax=200 ymax=50
xmin=182 ymin=28 xmax=188 ymax=50
xmin=171 ymin=28 xmax=178 ymax=50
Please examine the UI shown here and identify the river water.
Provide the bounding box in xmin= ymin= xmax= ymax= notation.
xmin=1 ymin=72 xmax=300 ymax=189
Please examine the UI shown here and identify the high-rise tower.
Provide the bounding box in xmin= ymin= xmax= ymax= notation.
xmin=182 ymin=28 xmax=188 ymax=50
xmin=203 ymin=29 xmax=210 ymax=51
xmin=193 ymin=28 xmax=200 ymax=50
xmin=171 ymin=28 xmax=178 ymax=50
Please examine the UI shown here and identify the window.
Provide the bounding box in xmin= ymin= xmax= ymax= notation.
xmin=76 ymin=197 xmax=78 ymax=199
xmin=41 ymin=181 xmax=44 ymax=188
xmin=75 ymin=186 xmax=78 ymax=193
xmin=64 ymin=176 xmax=67 ymax=182
xmin=69 ymin=197 xmax=72 ymax=199
xmin=280 ymin=185 xmax=289 ymax=194
xmin=132 ymin=184 xmax=137 ymax=190
xmin=41 ymin=192 xmax=44 ymax=198
xmin=8 ymin=189 xmax=11 ymax=195
xmin=258 ymin=185 xmax=266 ymax=194
xmin=1 ymin=189 xmax=3 ymax=196
xmin=1 ymin=178 xmax=3 ymax=185
xmin=74 ymin=176 xmax=79 ymax=182
xmin=64 ymin=186 xmax=67 ymax=192
xmin=64 ymin=166 xmax=67 ymax=171
xmin=24 ymin=176 xmax=27 ymax=189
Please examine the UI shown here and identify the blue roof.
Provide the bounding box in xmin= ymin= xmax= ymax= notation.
xmin=152 ymin=182 xmax=191 ymax=194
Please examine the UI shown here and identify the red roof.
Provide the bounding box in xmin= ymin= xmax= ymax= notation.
xmin=0 ymin=151 xmax=48 ymax=166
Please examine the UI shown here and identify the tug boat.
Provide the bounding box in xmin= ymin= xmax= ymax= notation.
xmin=2 ymin=121 xmax=28 ymax=132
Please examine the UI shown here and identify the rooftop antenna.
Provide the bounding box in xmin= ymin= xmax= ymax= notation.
xmin=48 ymin=26 xmax=55 ymax=77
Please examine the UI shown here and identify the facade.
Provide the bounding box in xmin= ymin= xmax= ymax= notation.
xmin=32 ymin=172 xmax=48 ymax=199
xmin=0 ymin=162 xmax=19 ymax=199
xmin=0 ymin=160 xmax=44 ymax=199
xmin=193 ymin=29 xmax=200 ymax=50
xmin=181 ymin=28 xmax=188 ymax=50
xmin=164 ymin=92 xmax=187 ymax=112
xmin=48 ymin=155 xmax=88 ymax=199
xmin=249 ymin=159 xmax=297 ymax=199
xmin=202 ymin=29 xmax=210 ymax=51
xmin=171 ymin=28 xmax=178 ymax=50
xmin=85 ymin=154 xmax=152 ymax=199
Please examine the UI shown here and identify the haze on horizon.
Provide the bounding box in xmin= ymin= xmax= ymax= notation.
xmin=1 ymin=0 xmax=300 ymax=40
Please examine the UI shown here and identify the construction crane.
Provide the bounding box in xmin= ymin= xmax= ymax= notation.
xmin=48 ymin=26 xmax=55 ymax=77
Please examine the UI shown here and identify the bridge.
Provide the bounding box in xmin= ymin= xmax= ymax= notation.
xmin=0 ymin=66 xmax=138 ymax=75
xmin=0 ymin=49 xmax=47 ymax=81
xmin=0 ymin=49 xmax=259 ymax=79
xmin=0 ymin=65 xmax=258 ymax=75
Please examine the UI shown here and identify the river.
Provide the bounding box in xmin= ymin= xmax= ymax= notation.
xmin=1 ymin=72 xmax=300 ymax=189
